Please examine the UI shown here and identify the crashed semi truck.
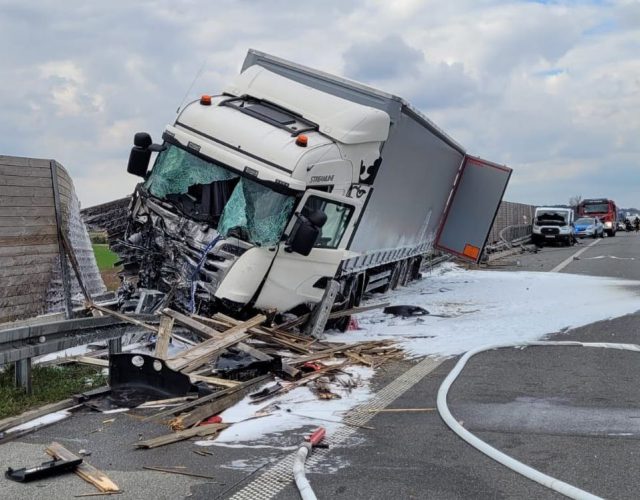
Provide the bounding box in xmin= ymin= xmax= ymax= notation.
xmin=118 ymin=49 xmax=511 ymax=325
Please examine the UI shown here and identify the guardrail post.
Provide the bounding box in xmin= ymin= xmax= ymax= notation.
xmin=14 ymin=358 xmax=32 ymax=395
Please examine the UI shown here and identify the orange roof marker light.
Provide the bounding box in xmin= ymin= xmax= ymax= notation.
xmin=295 ymin=135 xmax=308 ymax=147
xmin=200 ymin=95 xmax=212 ymax=105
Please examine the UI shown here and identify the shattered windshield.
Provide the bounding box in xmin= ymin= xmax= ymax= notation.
xmin=144 ymin=144 xmax=295 ymax=246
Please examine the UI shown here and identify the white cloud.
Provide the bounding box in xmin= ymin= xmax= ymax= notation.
xmin=0 ymin=0 xmax=637 ymax=208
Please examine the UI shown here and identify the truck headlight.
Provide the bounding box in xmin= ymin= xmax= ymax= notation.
xmin=604 ymin=221 xmax=612 ymax=228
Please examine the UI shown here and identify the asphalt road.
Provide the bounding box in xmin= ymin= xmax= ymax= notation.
xmin=2 ymin=231 xmax=640 ymax=499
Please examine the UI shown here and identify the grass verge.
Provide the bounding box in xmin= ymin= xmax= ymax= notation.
xmin=0 ymin=365 xmax=107 ymax=419
xmin=92 ymin=243 xmax=119 ymax=270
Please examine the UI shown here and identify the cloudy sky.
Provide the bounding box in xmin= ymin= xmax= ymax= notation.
xmin=1 ymin=0 xmax=638 ymax=208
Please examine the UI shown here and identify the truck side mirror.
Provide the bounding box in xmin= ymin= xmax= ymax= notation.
xmin=287 ymin=210 xmax=327 ymax=256
xmin=127 ymin=132 xmax=153 ymax=178
xmin=127 ymin=132 xmax=166 ymax=178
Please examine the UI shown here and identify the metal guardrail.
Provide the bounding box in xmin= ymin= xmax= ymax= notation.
xmin=0 ymin=314 xmax=159 ymax=393
xmin=484 ymin=224 xmax=532 ymax=255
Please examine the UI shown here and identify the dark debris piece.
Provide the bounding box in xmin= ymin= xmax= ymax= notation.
xmin=383 ymin=305 xmax=429 ymax=318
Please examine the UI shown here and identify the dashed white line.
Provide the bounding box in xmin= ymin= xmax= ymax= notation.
xmin=550 ymin=239 xmax=601 ymax=273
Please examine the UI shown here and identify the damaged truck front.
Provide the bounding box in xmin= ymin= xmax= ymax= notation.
xmin=117 ymin=49 xmax=511 ymax=323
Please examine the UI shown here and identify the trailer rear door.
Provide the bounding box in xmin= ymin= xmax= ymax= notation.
xmin=436 ymin=156 xmax=511 ymax=263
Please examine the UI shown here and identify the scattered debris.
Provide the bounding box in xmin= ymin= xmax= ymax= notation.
xmin=383 ymin=305 xmax=429 ymax=317
xmin=5 ymin=457 xmax=83 ymax=483
xmin=142 ymin=465 xmax=216 ymax=480
xmin=135 ymin=423 xmax=228 ymax=449
xmin=45 ymin=442 xmax=119 ymax=493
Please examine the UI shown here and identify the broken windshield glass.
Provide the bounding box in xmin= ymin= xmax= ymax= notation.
xmin=144 ymin=144 xmax=295 ymax=246
xmin=145 ymin=145 xmax=238 ymax=198
xmin=218 ymin=177 xmax=295 ymax=246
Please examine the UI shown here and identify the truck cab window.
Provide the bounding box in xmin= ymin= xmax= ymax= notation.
xmin=302 ymin=196 xmax=354 ymax=249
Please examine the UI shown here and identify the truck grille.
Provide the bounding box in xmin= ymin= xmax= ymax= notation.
xmin=541 ymin=227 xmax=560 ymax=235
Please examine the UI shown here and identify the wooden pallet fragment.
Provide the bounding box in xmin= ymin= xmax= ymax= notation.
xmin=45 ymin=441 xmax=119 ymax=492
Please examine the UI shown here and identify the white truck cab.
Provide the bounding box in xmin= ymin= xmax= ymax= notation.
xmin=532 ymin=207 xmax=575 ymax=246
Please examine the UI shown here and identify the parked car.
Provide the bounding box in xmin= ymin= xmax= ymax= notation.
xmin=574 ymin=217 xmax=604 ymax=238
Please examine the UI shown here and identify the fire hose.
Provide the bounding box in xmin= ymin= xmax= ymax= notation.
xmin=437 ymin=341 xmax=640 ymax=500
xmin=293 ymin=427 xmax=326 ymax=500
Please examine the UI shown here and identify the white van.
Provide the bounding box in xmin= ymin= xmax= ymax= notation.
xmin=532 ymin=207 xmax=575 ymax=246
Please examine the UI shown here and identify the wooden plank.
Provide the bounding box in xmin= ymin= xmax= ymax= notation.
xmin=0 ymin=272 xmax=51 ymax=288
xmin=0 ymin=234 xmax=58 ymax=246
xmin=0 ymin=398 xmax=75 ymax=433
xmin=0 ymin=262 xmax=53 ymax=277
xmin=134 ymin=423 xmax=228 ymax=449
xmin=235 ymin=342 xmax=274 ymax=362
xmin=0 ymin=225 xmax=57 ymax=237
xmin=0 ymin=216 xmax=57 ymax=227
xmin=0 ymin=156 xmax=51 ymax=168
xmin=162 ymin=309 xmax=224 ymax=339
xmin=0 ymin=196 xmax=55 ymax=208
xmin=0 ymin=292 xmax=47 ymax=309
xmin=45 ymin=442 xmax=120 ymax=492
xmin=154 ymin=315 xmax=174 ymax=359
xmin=0 ymin=176 xmax=53 ymax=188
xmin=91 ymin=304 xmax=157 ymax=333
xmin=169 ymin=375 xmax=270 ymax=430
xmin=0 ymin=185 xmax=54 ymax=198
xmin=0 ymin=243 xmax=58 ymax=256
xmin=188 ymin=374 xmax=241 ymax=388
xmin=0 ymin=165 xmax=54 ymax=177
xmin=76 ymin=356 xmax=109 ymax=367
xmin=167 ymin=330 xmax=249 ymax=372
xmin=0 ymin=252 xmax=58 ymax=267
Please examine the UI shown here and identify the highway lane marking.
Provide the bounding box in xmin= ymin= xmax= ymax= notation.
xmin=550 ymin=239 xmax=601 ymax=273
xmin=227 ymin=357 xmax=443 ymax=500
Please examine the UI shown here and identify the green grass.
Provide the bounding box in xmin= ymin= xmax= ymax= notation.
xmin=92 ymin=243 xmax=119 ymax=270
xmin=0 ymin=365 xmax=107 ymax=419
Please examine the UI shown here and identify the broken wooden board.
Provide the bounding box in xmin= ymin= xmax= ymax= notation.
xmin=154 ymin=315 xmax=174 ymax=359
xmin=91 ymin=304 xmax=158 ymax=333
xmin=0 ymin=398 xmax=76 ymax=433
xmin=166 ymin=330 xmax=248 ymax=373
xmin=143 ymin=374 xmax=270 ymax=422
xmin=135 ymin=423 xmax=228 ymax=449
xmin=169 ymin=375 xmax=271 ymax=430
xmin=45 ymin=441 xmax=119 ymax=492
xmin=189 ymin=374 xmax=241 ymax=388
xmin=166 ymin=314 xmax=266 ymax=372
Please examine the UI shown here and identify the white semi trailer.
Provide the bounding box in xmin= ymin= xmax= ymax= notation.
xmin=121 ymin=50 xmax=511 ymax=324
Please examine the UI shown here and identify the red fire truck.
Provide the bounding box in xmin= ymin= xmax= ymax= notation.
xmin=577 ymin=198 xmax=618 ymax=237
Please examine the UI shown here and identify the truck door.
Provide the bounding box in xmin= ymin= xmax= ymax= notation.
xmin=254 ymin=190 xmax=361 ymax=311
xmin=436 ymin=155 xmax=511 ymax=263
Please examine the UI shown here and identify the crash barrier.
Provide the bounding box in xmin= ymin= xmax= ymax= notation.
xmin=0 ymin=315 xmax=157 ymax=394
xmin=437 ymin=341 xmax=640 ymax=500
xmin=0 ymin=155 xmax=106 ymax=324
